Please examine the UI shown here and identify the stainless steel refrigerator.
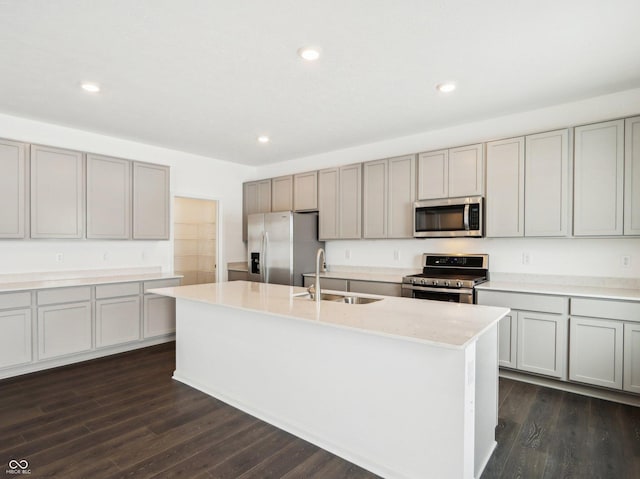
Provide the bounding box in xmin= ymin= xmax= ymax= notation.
xmin=247 ymin=211 xmax=324 ymax=286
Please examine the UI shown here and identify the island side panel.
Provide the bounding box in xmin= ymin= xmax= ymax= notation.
xmin=173 ymin=298 xmax=482 ymax=479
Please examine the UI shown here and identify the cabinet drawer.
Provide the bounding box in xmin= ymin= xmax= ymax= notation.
xmin=349 ymin=280 xmax=402 ymax=297
xmin=571 ymin=297 xmax=640 ymax=322
xmin=477 ymin=290 xmax=567 ymax=314
xmin=0 ymin=291 xmax=31 ymax=310
xmin=96 ymin=282 xmax=140 ymax=299
xmin=143 ymin=278 xmax=181 ymax=293
xmin=37 ymin=286 xmax=91 ymax=305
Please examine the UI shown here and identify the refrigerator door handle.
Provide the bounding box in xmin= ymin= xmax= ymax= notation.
xmin=263 ymin=231 xmax=269 ymax=283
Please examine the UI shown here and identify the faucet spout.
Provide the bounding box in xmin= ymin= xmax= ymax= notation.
xmin=315 ymin=248 xmax=325 ymax=303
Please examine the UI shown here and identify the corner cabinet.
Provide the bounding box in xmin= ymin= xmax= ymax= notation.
xmin=318 ymin=164 xmax=362 ymax=240
xmin=486 ymin=137 xmax=525 ymax=237
xmin=132 ymin=162 xmax=170 ymax=240
xmin=363 ymin=154 xmax=416 ymax=238
xmin=0 ymin=139 xmax=28 ymax=238
xmin=417 ymin=144 xmax=483 ymax=200
xmin=624 ymin=116 xmax=640 ymax=235
xmin=86 ymin=154 xmax=132 ymax=239
xmin=574 ymin=120 xmax=625 ymax=236
xmin=30 ymin=145 xmax=85 ymax=239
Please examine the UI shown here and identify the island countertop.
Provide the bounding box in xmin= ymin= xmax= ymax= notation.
xmin=150 ymin=280 xmax=509 ymax=349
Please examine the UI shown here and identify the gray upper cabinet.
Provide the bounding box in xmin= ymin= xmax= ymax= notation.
xmin=86 ymin=154 xmax=131 ymax=239
xmin=293 ymin=171 xmax=318 ymax=211
xmin=486 ymin=137 xmax=525 ymax=237
xmin=132 ymin=162 xmax=170 ymax=240
xmin=271 ymin=175 xmax=293 ymax=212
xmin=417 ymin=144 xmax=483 ymax=200
xmin=574 ymin=120 xmax=624 ymax=236
xmin=318 ymin=164 xmax=361 ymax=240
xmin=30 ymin=145 xmax=85 ymax=239
xmin=0 ymin=139 xmax=28 ymax=238
xmin=624 ymin=116 xmax=640 ymax=235
xmin=242 ymin=179 xmax=271 ymax=241
xmin=363 ymin=154 xmax=415 ymax=239
xmin=524 ymin=129 xmax=571 ymax=237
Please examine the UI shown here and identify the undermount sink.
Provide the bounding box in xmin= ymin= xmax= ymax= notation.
xmin=293 ymin=291 xmax=383 ymax=304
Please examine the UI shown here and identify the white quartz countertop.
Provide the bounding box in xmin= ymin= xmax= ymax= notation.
xmin=150 ymin=280 xmax=508 ymax=349
xmin=302 ymin=269 xmax=420 ymax=284
xmin=0 ymin=272 xmax=182 ymax=293
xmin=476 ymin=281 xmax=640 ymax=302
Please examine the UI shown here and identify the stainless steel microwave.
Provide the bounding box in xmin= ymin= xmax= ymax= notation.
xmin=413 ymin=196 xmax=484 ymax=238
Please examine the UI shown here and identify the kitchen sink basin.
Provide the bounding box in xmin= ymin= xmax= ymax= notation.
xmin=293 ymin=291 xmax=382 ymax=304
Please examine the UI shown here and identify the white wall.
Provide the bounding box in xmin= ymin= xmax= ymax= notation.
xmin=0 ymin=113 xmax=254 ymax=278
xmin=256 ymin=87 xmax=640 ymax=279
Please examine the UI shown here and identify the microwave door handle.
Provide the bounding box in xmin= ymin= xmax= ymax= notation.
xmin=463 ymin=204 xmax=470 ymax=230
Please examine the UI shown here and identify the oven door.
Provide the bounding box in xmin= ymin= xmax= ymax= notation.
xmin=402 ymin=284 xmax=474 ymax=303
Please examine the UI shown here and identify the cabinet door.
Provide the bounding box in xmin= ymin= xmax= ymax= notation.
xmin=448 ymin=144 xmax=484 ymax=198
xmin=143 ymin=295 xmax=176 ymax=338
xmin=498 ymin=312 xmax=517 ymax=368
xmin=30 ymin=145 xmax=84 ymax=238
xmin=524 ymin=129 xmax=570 ymax=237
xmin=417 ymin=149 xmax=448 ymax=199
xmin=569 ymin=317 xmax=623 ymax=389
xmin=486 ymin=137 xmax=525 ymax=237
xmin=271 ymin=175 xmax=293 ymax=212
xmin=243 ymin=179 xmax=271 ymax=241
xmin=574 ymin=120 xmax=624 ymax=236
xmin=388 ymin=154 xmax=416 ymax=238
xmin=339 ymin=163 xmax=362 ymax=239
xmin=517 ymin=311 xmax=567 ymax=378
xmin=318 ymin=168 xmax=339 ymax=240
xmin=132 ymin=162 xmax=170 ymax=239
xmin=0 ymin=139 xmax=27 ymax=238
xmin=624 ymin=322 xmax=640 ymax=393
xmin=86 ymin=154 xmax=131 ymax=239
xmin=293 ymin=171 xmax=318 ymax=211
xmin=96 ymin=296 xmax=141 ymax=348
xmin=625 ymin=116 xmax=640 ymax=235
xmin=0 ymin=309 xmax=32 ymax=368
xmin=363 ymin=159 xmax=388 ymax=238
xmin=38 ymin=302 xmax=92 ymax=360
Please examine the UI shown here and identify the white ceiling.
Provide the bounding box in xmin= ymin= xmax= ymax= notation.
xmin=1 ymin=0 xmax=639 ymax=166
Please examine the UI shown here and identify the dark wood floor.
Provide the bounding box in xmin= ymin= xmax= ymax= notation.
xmin=1 ymin=343 xmax=639 ymax=479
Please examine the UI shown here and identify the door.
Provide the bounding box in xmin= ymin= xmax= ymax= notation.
xmin=173 ymin=197 xmax=218 ymax=285
xmin=265 ymin=212 xmax=293 ymax=285
xmin=247 ymin=213 xmax=265 ymax=282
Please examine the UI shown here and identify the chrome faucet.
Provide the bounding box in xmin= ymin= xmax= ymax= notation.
xmin=314 ymin=247 xmax=325 ymax=303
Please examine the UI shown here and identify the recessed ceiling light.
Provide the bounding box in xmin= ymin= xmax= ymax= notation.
xmin=436 ymin=82 xmax=456 ymax=93
xmin=257 ymin=135 xmax=270 ymax=144
xmin=81 ymin=82 xmax=101 ymax=93
xmin=297 ymin=47 xmax=321 ymax=61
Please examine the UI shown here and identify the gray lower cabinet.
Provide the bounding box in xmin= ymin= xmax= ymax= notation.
xmin=87 ymin=154 xmax=132 ymax=239
xmin=133 ymin=162 xmax=170 ymax=240
xmin=143 ymin=279 xmax=180 ymax=338
xmin=477 ymin=290 xmax=568 ymax=379
xmin=303 ymin=276 xmax=348 ymax=292
xmin=624 ymin=322 xmax=640 ymax=393
xmin=348 ymin=280 xmax=401 ymax=296
xmin=228 ymin=270 xmax=249 ymax=281
xmin=0 ymin=138 xmax=28 ymax=238
xmin=38 ymin=301 xmax=92 ymax=360
xmin=30 ymin=145 xmax=85 ymax=239
xmin=569 ymin=316 xmax=623 ymax=389
xmin=0 ymin=305 xmax=32 ymax=369
xmin=95 ymin=282 xmax=141 ymax=348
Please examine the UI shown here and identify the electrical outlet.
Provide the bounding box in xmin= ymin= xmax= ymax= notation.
xmin=621 ymin=255 xmax=631 ymax=268
xmin=522 ymin=252 xmax=531 ymax=265
xmin=393 ymin=249 xmax=400 ymax=261
xmin=103 ymin=252 xmax=110 ymax=261
xmin=345 ymin=249 xmax=351 ymax=260
xmin=55 ymin=253 xmax=64 ymax=263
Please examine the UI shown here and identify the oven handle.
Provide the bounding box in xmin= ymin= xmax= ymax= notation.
xmin=402 ymin=284 xmax=474 ymax=295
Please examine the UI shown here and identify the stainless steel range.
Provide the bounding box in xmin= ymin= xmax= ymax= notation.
xmin=402 ymin=253 xmax=488 ymax=303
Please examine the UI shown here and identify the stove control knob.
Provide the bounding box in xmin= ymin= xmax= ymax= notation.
xmin=443 ymin=280 xmax=450 ymax=287
xmin=432 ymin=280 xmax=438 ymax=286
xmin=456 ymin=281 xmax=463 ymax=288
xmin=420 ymin=278 xmax=426 ymax=285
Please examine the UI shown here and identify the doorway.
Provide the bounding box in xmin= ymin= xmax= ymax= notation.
xmin=173 ymin=196 xmax=218 ymax=285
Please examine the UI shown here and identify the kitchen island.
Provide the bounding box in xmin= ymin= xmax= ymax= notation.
xmin=150 ymin=281 xmax=509 ymax=479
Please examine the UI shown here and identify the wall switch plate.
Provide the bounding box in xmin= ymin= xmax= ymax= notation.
xmin=621 ymin=255 xmax=631 ymax=268
xmin=55 ymin=253 xmax=64 ymax=263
